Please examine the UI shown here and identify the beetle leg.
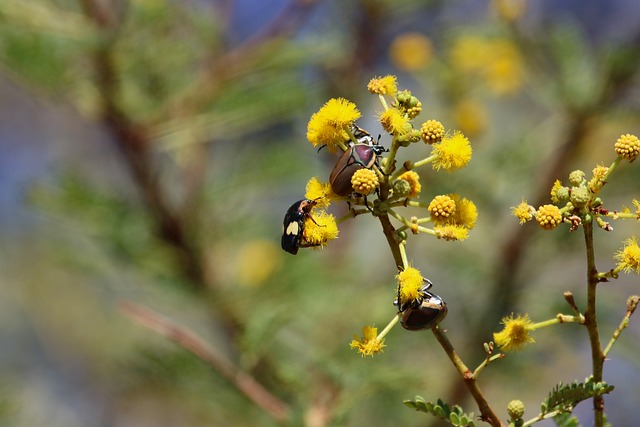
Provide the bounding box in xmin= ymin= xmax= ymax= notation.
xmin=362 ymin=195 xmax=376 ymax=215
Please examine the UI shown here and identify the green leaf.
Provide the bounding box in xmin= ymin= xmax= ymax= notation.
xmin=542 ymin=376 xmax=614 ymax=416
xmin=553 ymin=412 xmax=582 ymax=427
xmin=404 ymin=396 xmax=475 ymax=426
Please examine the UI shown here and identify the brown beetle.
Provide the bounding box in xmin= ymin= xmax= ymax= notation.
xmin=329 ymin=143 xmax=385 ymax=196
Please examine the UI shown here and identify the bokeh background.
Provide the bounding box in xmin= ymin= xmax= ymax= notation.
xmin=1 ymin=0 xmax=640 ymax=426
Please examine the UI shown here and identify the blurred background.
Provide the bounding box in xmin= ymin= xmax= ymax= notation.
xmin=1 ymin=0 xmax=640 ymax=426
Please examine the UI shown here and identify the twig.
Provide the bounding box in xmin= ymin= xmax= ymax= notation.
xmin=582 ymin=220 xmax=605 ymax=426
xmin=431 ymin=326 xmax=505 ymax=427
xmin=119 ymin=301 xmax=291 ymax=423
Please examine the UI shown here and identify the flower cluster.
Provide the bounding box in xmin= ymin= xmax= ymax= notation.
xmin=279 ymin=75 xmax=478 ymax=356
xmin=511 ymin=133 xmax=640 ymax=277
xmin=512 ymin=136 xmax=633 ymax=232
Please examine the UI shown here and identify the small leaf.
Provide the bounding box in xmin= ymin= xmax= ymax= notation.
xmin=450 ymin=412 xmax=460 ymax=425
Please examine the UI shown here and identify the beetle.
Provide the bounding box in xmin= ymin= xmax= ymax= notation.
xmin=394 ymin=279 xmax=447 ymax=331
xmin=352 ymin=124 xmax=376 ymax=146
xmin=329 ymin=143 xmax=385 ymax=196
xmin=281 ymin=198 xmax=320 ymax=255
xmin=400 ymin=290 xmax=447 ymax=331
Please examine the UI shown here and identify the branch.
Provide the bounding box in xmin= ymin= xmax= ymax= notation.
xmin=119 ymin=301 xmax=291 ymax=423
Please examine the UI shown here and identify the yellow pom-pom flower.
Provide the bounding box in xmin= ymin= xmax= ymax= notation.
xmin=420 ymin=119 xmax=445 ymax=144
xmin=303 ymin=211 xmax=339 ymax=248
xmin=512 ymin=199 xmax=534 ymax=224
xmin=484 ymin=39 xmax=524 ymax=95
xmin=434 ymin=224 xmax=469 ymax=241
xmin=493 ymin=313 xmax=535 ymax=352
xmin=350 ymin=325 xmax=385 ymax=357
xmin=449 ymin=194 xmax=478 ymax=229
xmin=614 ymin=237 xmax=640 ymax=274
xmin=367 ymin=75 xmax=398 ymax=96
xmin=535 ymin=204 xmax=563 ymax=230
xmin=351 ymin=168 xmax=379 ymax=196
xmin=428 ymin=195 xmax=456 ymax=222
xmin=452 ymin=99 xmax=487 ymax=137
xmin=305 ymin=177 xmax=334 ymax=209
xmin=397 ymin=171 xmax=421 ymax=198
xmin=379 ymin=108 xmax=410 ymax=136
xmin=589 ymin=164 xmax=609 ymax=193
xmin=614 ymin=134 xmax=640 ymax=161
xmin=432 ymin=131 xmax=472 ymax=171
xmin=389 ymin=32 xmax=433 ymax=71
xmin=307 ymin=98 xmax=361 ymax=153
xmin=396 ymin=267 xmax=424 ymax=307
xmin=492 ymin=0 xmax=527 ymax=22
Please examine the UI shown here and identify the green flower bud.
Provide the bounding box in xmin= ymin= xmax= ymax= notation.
xmin=568 ymin=170 xmax=586 ymax=186
xmin=555 ymin=185 xmax=570 ymax=202
xmin=392 ymin=178 xmax=411 ymax=198
xmin=507 ymin=399 xmax=525 ymax=420
xmin=570 ymin=186 xmax=590 ymax=208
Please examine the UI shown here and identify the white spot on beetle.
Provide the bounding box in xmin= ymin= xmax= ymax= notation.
xmin=286 ymin=222 xmax=299 ymax=236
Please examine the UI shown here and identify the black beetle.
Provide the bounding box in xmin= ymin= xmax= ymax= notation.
xmin=394 ymin=279 xmax=447 ymax=331
xmin=400 ymin=290 xmax=447 ymax=331
xmin=281 ymin=198 xmax=319 ymax=255
xmin=329 ymin=143 xmax=385 ymax=196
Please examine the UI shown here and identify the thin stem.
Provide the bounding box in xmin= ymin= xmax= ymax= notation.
xmin=582 ymin=220 xmax=605 ymax=426
xmin=431 ymin=326 xmax=505 ymax=427
xmin=119 ymin=301 xmax=290 ymax=422
xmin=603 ymin=295 xmax=640 ymax=357
xmin=377 ymin=313 xmax=402 ymax=340
xmin=398 ymin=241 xmax=409 ymax=269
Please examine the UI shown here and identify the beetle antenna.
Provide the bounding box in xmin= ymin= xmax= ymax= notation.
xmin=317 ymin=145 xmax=327 ymax=153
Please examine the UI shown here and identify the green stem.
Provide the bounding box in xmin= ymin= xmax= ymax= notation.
xmin=377 ymin=313 xmax=402 ymax=340
xmin=582 ymin=220 xmax=605 ymax=426
xmin=602 ymin=295 xmax=640 ymax=358
xmin=431 ymin=326 xmax=505 ymax=427
xmin=389 ymin=155 xmax=436 ymax=180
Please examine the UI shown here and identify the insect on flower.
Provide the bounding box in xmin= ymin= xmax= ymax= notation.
xmin=281 ymin=198 xmax=322 ymax=255
xmin=395 ymin=279 xmax=448 ymax=331
xmin=329 ymin=125 xmax=386 ymax=197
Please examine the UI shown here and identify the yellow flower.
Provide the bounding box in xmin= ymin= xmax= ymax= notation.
xmin=235 ymin=240 xmax=281 ymax=287
xmin=307 ymin=98 xmax=361 ymax=153
xmin=484 ymin=40 xmax=524 ymax=95
xmin=512 ymin=199 xmax=534 ymax=224
xmin=535 ymin=204 xmax=563 ymax=230
xmin=351 ymin=168 xmax=379 ymax=196
xmin=434 ymin=224 xmax=469 ymax=241
xmin=449 ymin=36 xmax=523 ymax=95
xmin=432 ymin=131 xmax=472 ymax=171
xmin=614 ymin=134 xmax=640 ymax=161
xmin=397 ymin=171 xmax=421 ymax=198
xmin=589 ymin=164 xmax=609 ymax=193
xmin=634 ymin=199 xmax=640 ymax=220
xmin=396 ymin=267 xmax=424 ymax=307
xmin=550 ymin=180 xmax=563 ymax=203
xmin=367 ymin=75 xmax=398 ymax=96
xmin=303 ymin=210 xmax=338 ymax=248
xmin=305 ymin=177 xmax=334 ymax=209
xmin=492 ymin=0 xmax=527 ymax=22
xmin=428 ymin=195 xmax=456 ymax=223
xmin=350 ymin=326 xmax=385 ymax=357
xmin=493 ymin=313 xmax=535 ymax=352
xmin=420 ymin=119 xmax=445 ymax=144
xmin=615 ymin=237 xmax=640 ymax=274
xmin=450 ymin=36 xmax=490 ymax=73
xmin=452 ymin=99 xmax=487 ymax=137
xmin=389 ymin=32 xmax=433 ymax=71
xmin=450 ymin=194 xmax=478 ymax=229
xmin=379 ymin=108 xmax=410 ymax=135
